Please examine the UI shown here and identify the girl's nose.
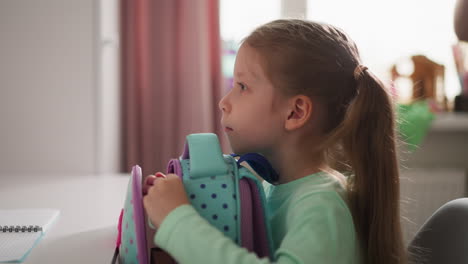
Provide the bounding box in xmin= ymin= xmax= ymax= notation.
xmin=218 ymin=94 xmax=231 ymax=113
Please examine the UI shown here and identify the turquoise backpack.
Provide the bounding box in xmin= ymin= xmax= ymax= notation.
xmin=113 ymin=133 xmax=278 ymax=263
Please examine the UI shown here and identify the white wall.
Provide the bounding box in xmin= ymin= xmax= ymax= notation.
xmin=0 ymin=0 xmax=120 ymax=175
xmin=97 ymin=0 xmax=121 ymax=174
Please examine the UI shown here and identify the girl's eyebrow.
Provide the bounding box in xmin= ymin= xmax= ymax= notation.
xmin=235 ymin=69 xmax=259 ymax=81
xmin=234 ymin=71 xmax=247 ymax=78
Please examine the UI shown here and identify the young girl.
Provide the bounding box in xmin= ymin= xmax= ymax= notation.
xmin=143 ymin=19 xmax=406 ymax=264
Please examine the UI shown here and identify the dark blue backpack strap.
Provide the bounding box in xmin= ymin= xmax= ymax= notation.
xmin=236 ymin=153 xmax=279 ymax=184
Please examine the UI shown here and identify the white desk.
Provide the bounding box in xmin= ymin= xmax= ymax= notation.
xmin=0 ymin=174 xmax=130 ymax=263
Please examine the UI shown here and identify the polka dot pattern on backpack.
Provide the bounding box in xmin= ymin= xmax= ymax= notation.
xmin=180 ymin=159 xmax=239 ymax=242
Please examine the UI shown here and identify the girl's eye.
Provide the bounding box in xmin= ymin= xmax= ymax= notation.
xmin=237 ymin=82 xmax=247 ymax=91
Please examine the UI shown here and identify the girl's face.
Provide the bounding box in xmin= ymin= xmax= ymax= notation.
xmin=219 ymin=43 xmax=286 ymax=155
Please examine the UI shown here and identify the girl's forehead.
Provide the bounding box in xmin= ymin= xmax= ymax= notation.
xmin=234 ymin=44 xmax=265 ymax=81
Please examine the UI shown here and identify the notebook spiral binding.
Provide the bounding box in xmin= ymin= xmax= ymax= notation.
xmin=0 ymin=225 xmax=43 ymax=233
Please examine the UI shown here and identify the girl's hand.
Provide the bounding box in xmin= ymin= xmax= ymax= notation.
xmin=143 ymin=174 xmax=156 ymax=195
xmin=142 ymin=172 xmax=163 ymax=195
xmin=143 ymin=172 xmax=190 ymax=228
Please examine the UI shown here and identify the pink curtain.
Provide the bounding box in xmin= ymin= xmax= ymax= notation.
xmin=121 ymin=0 xmax=227 ymax=175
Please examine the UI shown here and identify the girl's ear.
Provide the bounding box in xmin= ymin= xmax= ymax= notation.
xmin=284 ymin=95 xmax=313 ymax=131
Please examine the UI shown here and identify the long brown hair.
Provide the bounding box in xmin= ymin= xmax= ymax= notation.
xmin=245 ymin=19 xmax=406 ymax=264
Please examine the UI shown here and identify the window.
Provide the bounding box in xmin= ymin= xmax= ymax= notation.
xmin=220 ymin=1 xmax=460 ymax=101
xmin=307 ymin=0 xmax=459 ymax=101
xmin=220 ymin=0 xmax=281 ymax=90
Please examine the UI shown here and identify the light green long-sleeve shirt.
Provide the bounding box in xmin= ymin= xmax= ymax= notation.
xmin=154 ymin=171 xmax=361 ymax=263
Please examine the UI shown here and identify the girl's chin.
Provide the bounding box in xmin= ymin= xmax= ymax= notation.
xmin=226 ymin=134 xmax=259 ymax=154
xmin=230 ymin=144 xmax=255 ymax=156
xmin=227 ymin=142 xmax=244 ymax=155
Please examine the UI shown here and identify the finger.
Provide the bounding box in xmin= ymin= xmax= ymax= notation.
xmin=143 ymin=175 xmax=157 ymax=195
xmin=155 ymin=172 xmax=166 ymax=178
xmin=164 ymin=173 xmax=179 ymax=179
xmin=145 ymin=175 xmax=157 ymax=186
xmin=143 ymin=186 xmax=150 ymax=195
xmin=147 ymin=174 xmax=157 ymax=183
xmin=143 ymin=185 xmax=149 ymax=195
xmin=144 ymin=183 xmax=158 ymax=196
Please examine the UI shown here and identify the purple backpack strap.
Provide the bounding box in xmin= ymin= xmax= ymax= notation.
xmin=167 ymin=158 xmax=183 ymax=178
xmin=166 ymin=143 xmax=187 ymax=178
xmin=239 ymin=178 xmax=271 ymax=258
xmin=239 ymin=179 xmax=254 ymax=252
xmin=246 ymin=178 xmax=270 ymax=258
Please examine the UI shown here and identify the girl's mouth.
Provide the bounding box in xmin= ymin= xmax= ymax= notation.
xmin=225 ymin=127 xmax=233 ymax=132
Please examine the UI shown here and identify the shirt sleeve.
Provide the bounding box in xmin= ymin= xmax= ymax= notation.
xmin=154 ymin=205 xmax=294 ymax=264
xmin=154 ymin=192 xmax=358 ymax=264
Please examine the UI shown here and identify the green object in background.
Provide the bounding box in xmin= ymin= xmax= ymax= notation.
xmin=396 ymin=101 xmax=435 ymax=152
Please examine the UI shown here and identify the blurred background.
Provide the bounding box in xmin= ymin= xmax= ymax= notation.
xmin=1 ymin=0 xmax=467 ymax=245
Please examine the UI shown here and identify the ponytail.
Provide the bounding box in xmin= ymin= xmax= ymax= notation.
xmin=331 ymin=68 xmax=406 ymax=264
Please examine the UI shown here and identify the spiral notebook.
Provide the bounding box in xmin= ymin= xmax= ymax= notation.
xmin=0 ymin=209 xmax=60 ymax=263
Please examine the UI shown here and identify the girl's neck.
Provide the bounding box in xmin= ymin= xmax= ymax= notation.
xmin=263 ymin=145 xmax=327 ymax=185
